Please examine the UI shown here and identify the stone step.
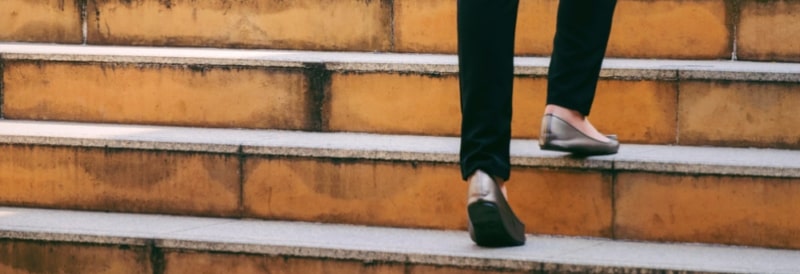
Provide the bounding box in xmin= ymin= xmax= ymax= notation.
xmin=2 ymin=43 xmax=799 ymax=149
xmin=1 ymin=206 xmax=800 ymax=274
xmin=0 ymin=120 xmax=798 ymax=250
xmin=1 ymin=0 xmax=799 ymax=61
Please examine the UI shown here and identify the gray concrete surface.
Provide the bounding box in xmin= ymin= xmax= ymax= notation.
xmin=0 ymin=120 xmax=797 ymax=178
xmin=1 ymin=206 xmax=799 ymax=273
xmin=2 ymin=43 xmax=800 ymax=82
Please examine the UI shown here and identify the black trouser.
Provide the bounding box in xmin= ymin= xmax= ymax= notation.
xmin=458 ymin=0 xmax=617 ymax=180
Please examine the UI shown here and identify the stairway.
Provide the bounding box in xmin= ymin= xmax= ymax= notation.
xmin=1 ymin=0 xmax=800 ymax=273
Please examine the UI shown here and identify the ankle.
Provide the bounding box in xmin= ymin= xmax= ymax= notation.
xmin=544 ymin=105 xmax=610 ymax=142
xmin=545 ymin=105 xmax=585 ymax=123
xmin=471 ymin=170 xmax=508 ymax=198
xmin=489 ymin=176 xmax=508 ymax=198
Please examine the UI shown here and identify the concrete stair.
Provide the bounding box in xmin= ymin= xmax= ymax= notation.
xmin=2 ymin=0 xmax=800 ymax=61
xmin=3 ymin=0 xmax=800 ymax=273
xmin=3 ymin=206 xmax=800 ymax=274
xmin=0 ymin=120 xmax=799 ymax=251
xmin=1 ymin=43 xmax=799 ymax=149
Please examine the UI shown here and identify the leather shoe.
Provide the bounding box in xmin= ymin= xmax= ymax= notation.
xmin=539 ymin=114 xmax=619 ymax=155
xmin=467 ymin=170 xmax=525 ymax=247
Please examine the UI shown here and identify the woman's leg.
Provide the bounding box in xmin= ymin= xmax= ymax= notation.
xmin=545 ymin=0 xmax=617 ymax=142
xmin=458 ymin=0 xmax=526 ymax=248
xmin=458 ymin=0 xmax=519 ymax=181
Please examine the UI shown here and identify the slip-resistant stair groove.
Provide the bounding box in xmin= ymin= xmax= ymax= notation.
xmin=3 ymin=0 xmax=800 ymax=61
xmin=0 ymin=120 xmax=798 ymax=250
xmin=2 ymin=43 xmax=800 ymax=149
xmin=2 ymin=207 xmax=800 ymax=274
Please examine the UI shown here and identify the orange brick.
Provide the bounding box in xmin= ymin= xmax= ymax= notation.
xmin=244 ymin=157 xmax=467 ymax=230
xmin=327 ymin=72 xmax=461 ymax=136
xmin=394 ymin=0 xmax=729 ymax=58
xmin=0 ymin=145 xmax=240 ymax=216
xmin=3 ymin=61 xmax=312 ymax=130
xmin=589 ymin=80 xmax=678 ymax=144
xmin=608 ymin=0 xmax=730 ymax=59
xmin=511 ymin=77 xmax=549 ymax=139
xmin=0 ymin=0 xmax=82 ymax=43
xmin=408 ymin=264 xmax=529 ymax=274
xmin=87 ymin=0 xmax=392 ymax=51
xmin=514 ymin=0 xmax=560 ymax=56
xmin=164 ymin=251 xmax=404 ymax=274
xmin=244 ymin=156 xmax=611 ymax=236
xmin=393 ymin=0 xmax=557 ymax=56
xmin=0 ymin=240 xmax=150 ymax=274
xmin=615 ymin=173 xmax=800 ymax=249
xmin=510 ymin=168 xmax=613 ymax=237
xmin=738 ymin=0 xmax=800 ymax=61
xmin=515 ymin=79 xmax=678 ymax=144
xmin=393 ymin=0 xmax=457 ymax=54
xmin=329 ymin=72 xmax=676 ymax=144
xmin=678 ymin=81 xmax=800 ymax=149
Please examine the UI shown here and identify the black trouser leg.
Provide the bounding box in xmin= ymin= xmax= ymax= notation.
xmin=547 ymin=0 xmax=617 ymax=116
xmin=457 ymin=0 xmax=519 ymax=180
xmin=459 ymin=0 xmax=616 ymax=180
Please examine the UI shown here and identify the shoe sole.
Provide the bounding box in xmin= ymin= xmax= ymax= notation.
xmin=540 ymin=142 xmax=618 ymax=156
xmin=468 ymin=201 xmax=525 ymax=247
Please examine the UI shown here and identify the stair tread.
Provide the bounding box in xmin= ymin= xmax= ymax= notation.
xmin=1 ymin=206 xmax=798 ymax=273
xmin=2 ymin=42 xmax=799 ymax=82
xmin=0 ymin=120 xmax=797 ymax=178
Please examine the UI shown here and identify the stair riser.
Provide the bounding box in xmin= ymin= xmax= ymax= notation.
xmin=616 ymin=172 xmax=800 ymax=250
xmin=3 ymin=0 xmax=800 ymax=61
xmin=0 ymin=239 xmax=713 ymax=274
xmin=329 ymin=73 xmax=680 ymax=145
xmin=3 ymin=60 xmax=799 ymax=149
xmin=87 ymin=0 xmax=393 ymax=52
xmin=159 ymin=249 xmax=700 ymax=274
xmin=0 ymin=144 xmax=241 ymax=217
xmin=739 ymin=0 xmax=800 ymax=61
xmin=0 ymin=0 xmax=83 ymax=44
xmin=0 ymin=240 xmax=151 ymax=274
xmin=679 ymin=81 xmax=800 ymax=148
xmin=397 ymin=0 xmax=732 ymax=60
xmin=2 ymin=61 xmax=317 ymax=130
xmin=162 ymin=251 xmax=412 ymax=274
xmin=2 ymin=143 xmax=799 ymax=249
xmin=243 ymin=157 xmax=613 ymax=238
xmin=0 ymin=144 xmax=610 ymax=238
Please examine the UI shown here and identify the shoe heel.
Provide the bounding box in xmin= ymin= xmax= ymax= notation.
xmin=468 ymin=202 xmax=524 ymax=247
xmin=538 ymin=113 xmax=619 ymax=155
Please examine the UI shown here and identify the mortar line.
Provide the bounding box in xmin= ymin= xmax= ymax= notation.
xmin=0 ymin=58 xmax=4 ymax=119
xmin=674 ymin=77 xmax=681 ymax=145
xmin=304 ymin=63 xmax=329 ymax=132
xmin=389 ymin=0 xmax=397 ymax=52
xmin=730 ymin=0 xmax=741 ymax=61
xmin=148 ymin=239 xmax=166 ymax=274
xmin=731 ymin=25 xmax=738 ymax=61
xmin=238 ymin=145 xmax=246 ymax=218
xmin=610 ymin=161 xmax=617 ymax=240
xmin=81 ymin=0 xmax=88 ymax=45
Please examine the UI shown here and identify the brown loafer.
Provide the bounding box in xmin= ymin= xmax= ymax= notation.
xmin=467 ymin=170 xmax=526 ymax=247
xmin=539 ymin=114 xmax=619 ymax=155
